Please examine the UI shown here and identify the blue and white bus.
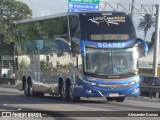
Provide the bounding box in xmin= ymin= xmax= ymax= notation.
xmin=15 ymin=11 xmax=148 ymax=102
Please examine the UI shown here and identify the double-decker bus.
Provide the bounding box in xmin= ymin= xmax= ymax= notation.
xmin=15 ymin=11 xmax=148 ymax=102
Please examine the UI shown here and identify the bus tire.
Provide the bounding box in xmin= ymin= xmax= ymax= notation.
xmin=22 ymin=77 xmax=26 ymax=94
xmin=24 ymin=81 xmax=30 ymax=97
xmin=68 ymin=84 xmax=80 ymax=102
xmin=33 ymin=92 xmax=44 ymax=98
xmin=72 ymin=96 xmax=80 ymax=102
xmin=38 ymin=93 xmax=44 ymax=97
xmin=27 ymin=80 xmax=39 ymax=98
xmin=28 ymin=81 xmax=34 ymax=97
xmin=60 ymin=83 xmax=67 ymax=101
xmin=116 ymin=97 xmax=125 ymax=102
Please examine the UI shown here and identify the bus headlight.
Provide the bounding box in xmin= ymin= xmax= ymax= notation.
xmin=87 ymin=81 xmax=97 ymax=86
xmin=129 ymin=79 xmax=140 ymax=85
xmin=132 ymin=88 xmax=139 ymax=94
xmin=78 ymin=76 xmax=97 ymax=86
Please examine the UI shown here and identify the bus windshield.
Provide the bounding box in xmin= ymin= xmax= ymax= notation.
xmin=84 ymin=47 xmax=139 ymax=77
xmin=80 ymin=12 xmax=136 ymax=41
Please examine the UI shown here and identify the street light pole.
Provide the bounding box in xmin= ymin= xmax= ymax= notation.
xmin=153 ymin=4 xmax=160 ymax=77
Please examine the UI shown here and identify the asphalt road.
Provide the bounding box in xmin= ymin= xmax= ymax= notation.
xmin=0 ymin=86 xmax=160 ymax=120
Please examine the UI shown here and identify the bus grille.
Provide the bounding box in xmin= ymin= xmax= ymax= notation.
xmin=96 ymin=83 xmax=130 ymax=89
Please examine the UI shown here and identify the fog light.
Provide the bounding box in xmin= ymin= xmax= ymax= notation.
xmin=88 ymin=90 xmax=92 ymax=93
xmin=87 ymin=90 xmax=94 ymax=94
xmin=132 ymin=88 xmax=139 ymax=94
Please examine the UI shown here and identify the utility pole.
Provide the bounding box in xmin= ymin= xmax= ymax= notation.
xmin=131 ymin=0 xmax=135 ymax=16
xmin=153 ymin=4 xmax=160 ymax=77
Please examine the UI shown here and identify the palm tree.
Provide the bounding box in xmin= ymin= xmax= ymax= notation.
xmin=137 ymin=14 xmax=155 ymax=40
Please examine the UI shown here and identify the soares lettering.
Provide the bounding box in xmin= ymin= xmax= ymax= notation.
xmin=98 ymin=43 xmax=126 ymax=48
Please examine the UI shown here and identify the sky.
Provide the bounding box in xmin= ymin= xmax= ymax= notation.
xmin=18 ymin=0 xmax=160 ymax=41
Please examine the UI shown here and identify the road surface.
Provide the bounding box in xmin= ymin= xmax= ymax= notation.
xmin=0 ymin=86 xmax=160 ymax=120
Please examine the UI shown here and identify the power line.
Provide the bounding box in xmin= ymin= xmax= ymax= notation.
xmin=100 ymin=2 xmax=156 ymax=15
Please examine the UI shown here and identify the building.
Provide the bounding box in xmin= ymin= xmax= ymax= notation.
xmin=0 ymin=55 xmax=14 ymax=78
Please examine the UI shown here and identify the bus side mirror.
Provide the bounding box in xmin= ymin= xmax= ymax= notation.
xmin=136 ymin=38 xmax=148 ymax=57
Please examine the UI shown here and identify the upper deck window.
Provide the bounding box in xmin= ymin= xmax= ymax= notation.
xmin=80 ymin=12 xmax=136 ymax=41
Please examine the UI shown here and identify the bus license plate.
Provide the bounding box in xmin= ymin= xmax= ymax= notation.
xmin=109 ymin=93 xmax=119 ymax=97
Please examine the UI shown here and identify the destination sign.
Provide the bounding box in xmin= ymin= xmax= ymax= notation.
xmin=90 ymin=34 xmax=129 ymax=40
xmin=68 ymin=3 xmax=99 ymax=11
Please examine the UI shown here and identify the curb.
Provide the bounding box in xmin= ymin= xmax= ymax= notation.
xmin=126 ymin=96 xmax=160 ymax=103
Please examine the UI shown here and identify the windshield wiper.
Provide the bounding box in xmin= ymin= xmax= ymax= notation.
xmin=127 ymin=72 xmax=136 ymax=75
xmin=94 ymin=72 xmax=111 ymax=75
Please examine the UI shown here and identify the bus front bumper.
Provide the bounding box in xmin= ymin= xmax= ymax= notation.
xmin=73 ymin=84 xmax=140 ymax=98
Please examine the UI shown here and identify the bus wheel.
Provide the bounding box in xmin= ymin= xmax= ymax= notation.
xmin=27 ymin=81 xmax=37 ymax=97
xmin=60 ymin=84 xmax=66 ymax=101
xmin=24 ymin=82 xmax=30 ymax=97
xmin=68 ymin=84 xmax=80 ymax=102
xmin=37 ymin=93 xmax=44 ymax=97
xmin=116 ymin=97 xmax=125 ymax=102
xmin=106 ymin=97 xmax=115 ymax=101
xmin=28 ymin=82 xmax=34 ymax=97
xmin=34 ymin=92 xmax=44 ymax=98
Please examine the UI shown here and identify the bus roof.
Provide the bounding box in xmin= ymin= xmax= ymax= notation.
xmin=16 ymin=12 xmax=68 ymax=24
xmin=16 ymin=11 xmax=129 ymax=24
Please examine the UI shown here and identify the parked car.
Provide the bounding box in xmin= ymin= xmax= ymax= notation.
xmin=141 ymin=76 xmax=160 ymax=86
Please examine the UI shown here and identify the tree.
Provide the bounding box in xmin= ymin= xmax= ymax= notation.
xmin=0 ymin=0 xmax=32 ymax=55
xmin=137 ymin=14 xmax=155 ymax=40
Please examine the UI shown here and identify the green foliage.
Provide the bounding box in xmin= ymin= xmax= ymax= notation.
xmin=0 ymin=41 xmax=14 ymax=55
xmin=137 ymin=14 xmax=155 ymax=40
xmin=0 ymin=0 xmax=32 ymax=55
